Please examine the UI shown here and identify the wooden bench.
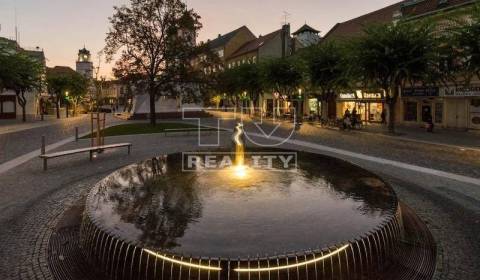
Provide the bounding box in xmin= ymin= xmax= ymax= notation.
xmin=163 ymin=128 xmax=214 ymax=136
xmin=39 ymin=143 xmax=132 ymax=171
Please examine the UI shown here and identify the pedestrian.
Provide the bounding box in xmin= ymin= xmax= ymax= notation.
xmin=343 ymin=109 xmax=352 ymax=130
xmin=426 ymin=112 xmax=434 ymax=133
xmin=351 ymin=108 xmax=358 ymax=127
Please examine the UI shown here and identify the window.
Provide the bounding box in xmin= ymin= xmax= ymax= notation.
xmin=404 ymin=101 xmax=418 ymax=121
xmin=2 ymin=101 xmax=15 ymax=113
xmin=217 ymin=49 xmax=224 ymax=58
xmin=252 ymin=56 xmax=257 ymax=63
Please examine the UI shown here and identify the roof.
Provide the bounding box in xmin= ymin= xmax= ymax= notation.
xmin=323 ymin=0 xmax=475 ymax=41
xmin=292 ymin=24 xmax=320 ymax=35
xmin=401 ymin=0 xmax=474 ymax=18
xmin=0 ymin=37 xmax=19 ymax=50
xmin=23 ymin=49 xmax=46 ymax=64
xmin=206 ymin=26 xmax=251 ymax=50
xmin=323 ymin=1 xmax=403 ymax=41
xmin=0 ymin=37 xmax=45 ymax=64
xmin=46 ymin=66 xmax=77 ymax=76
xmin=228 ymin=29 xmax=281 ymax=59
xmin=78 ymin=47 xmax=90 ymax=55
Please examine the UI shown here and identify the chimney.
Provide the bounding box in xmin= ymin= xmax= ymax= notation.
xmin=281 ymin=24 xmax=291 ymax=58
xmin=218 ymin=34 xmax=221 ymax=38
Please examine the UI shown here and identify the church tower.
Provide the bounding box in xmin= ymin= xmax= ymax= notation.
xmin=76 ymin=47 xmax=94 ymax=79
xmin=292 ymin=24 xmax=321 ymax=48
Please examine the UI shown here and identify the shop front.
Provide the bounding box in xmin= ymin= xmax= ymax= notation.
xmin=336 ymin=90 xmax=385 ymax=123
xmin=400 ymin=87 xmax=444 ymax=127
xmin=442 ymin=84 xmax=480 ymax=130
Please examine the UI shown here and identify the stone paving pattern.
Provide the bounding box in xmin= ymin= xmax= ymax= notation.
xmin=0 ymin=115 xmax=125 ymax=164
xmin=0 ymin=118 xmax=479 ymax=280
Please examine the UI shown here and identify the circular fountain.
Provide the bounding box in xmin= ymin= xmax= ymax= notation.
xmin=79 ymin=122 xmax=405 ymax=280
xmin=80 ymin=145 xmax=403 ymax=280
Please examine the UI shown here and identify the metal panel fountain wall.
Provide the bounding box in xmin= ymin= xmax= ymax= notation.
xmin=79 ymin=206 xmax=403 ymax=280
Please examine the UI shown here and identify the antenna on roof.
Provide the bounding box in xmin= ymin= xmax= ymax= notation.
xmin=282 ymin=11 xmax=291 ymax=25
xmin=14 ymin=4 xmax=18 ymax=43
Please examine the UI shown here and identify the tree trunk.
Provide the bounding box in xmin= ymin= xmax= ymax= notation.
xmin=40 ymin=99 xmax=44 ymax=121
xmin=317 ymin=98 xmax=321 ymax=122
xmin=66 ymin=102 xmax=69 ymax=118
xmin=387 ymin=102 xmax=396 ymax=133
xmin=16 ymin=90 xmax=27 ymax=122
xmin=72 ymin=100 xmax=77 ymax=117
xmin=387 ymin=86 xmax=399 ymax=134
xmin=149 ymin=86 xmax=156 ymax=126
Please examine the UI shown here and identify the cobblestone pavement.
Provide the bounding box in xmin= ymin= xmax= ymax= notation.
xmin=0 ymin=115 xmax=88 ymax=135
xmin=198 ymin=115 xmax=480 ymax=179
xmin=357 ymin=123 xmax=480 ymax=149
xmin=0 ymin=124 xmax=479 ymax=279
xmin=0 ymin=114 xmax=125 ymax=164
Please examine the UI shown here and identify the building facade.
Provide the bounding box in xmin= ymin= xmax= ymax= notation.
xmin=323 ymin=0 xmax=478 ymax=129
xmin=226 ymin=24 xmax=292 ymax=67
xmin=201 ymin=26 xmax=256 ymax=73
xmin=0 ymin=37 xmax=47 ymax=120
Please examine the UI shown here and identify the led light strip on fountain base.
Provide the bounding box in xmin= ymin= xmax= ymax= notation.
xmin=143 ymin=244 xmax=350 ymax=273
xmin=143 ymin=249 xmax=222 ymax=271
xmin=234 ymin=244 xmax=350 ymax=272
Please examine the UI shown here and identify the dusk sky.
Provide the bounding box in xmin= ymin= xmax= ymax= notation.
xmin=0 ymin=0 xmax=399 ymax=78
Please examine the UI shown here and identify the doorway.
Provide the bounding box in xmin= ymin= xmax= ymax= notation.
xmin=421 ymin=105 xmax=432 ymax=122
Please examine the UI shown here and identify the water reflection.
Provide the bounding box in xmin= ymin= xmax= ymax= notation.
xmin=87 ymin=151 xmax=397 ymax=258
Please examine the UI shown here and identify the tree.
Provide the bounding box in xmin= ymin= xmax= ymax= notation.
xmin=0 ymin=51 xmax=43 ymax=122
xmin=349 ymin=22 xmax=439 ymax=133
xmin=68 ymin=74 xmax=89 ymax=116
xmin=261 ymin=57 xmax=305 ymax=120
xmin=235 ymin=63 xmax=263 ymax=115
xmin=214 ymin=67 xmax=241 ymax=108
xmin=105 ymin=0 xmax=202 ymax=125
xmin=47 ymin=73 xmax=70 ymax=119
xmin=450 ymin=4 xmax=480 ymax=84
xmin=302 ymin=41 xmax=350 ymax=119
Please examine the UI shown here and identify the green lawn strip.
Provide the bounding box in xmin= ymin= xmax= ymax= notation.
xmin=82 ymin=123 xmax=216 ymax=138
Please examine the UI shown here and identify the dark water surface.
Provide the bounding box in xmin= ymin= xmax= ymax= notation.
xmin=87 ymin=151 xmax=397 ymax=258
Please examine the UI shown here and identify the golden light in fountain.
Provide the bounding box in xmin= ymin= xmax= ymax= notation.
xmin=233 ymin=123 xmax=248 ymax=179
xmin=234 ymin=164 xmax=247 ymax=178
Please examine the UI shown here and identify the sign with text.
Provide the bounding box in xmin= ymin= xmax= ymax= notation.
xmin=442 ymin=85 xmax=480 ymax=97
xmin=402 ymin=87 xmax=439 ymax=97
xmin=338 ymin=90 xmax=383 ymax=100
xmin=182 ymin=152 xmax=298 ymax=172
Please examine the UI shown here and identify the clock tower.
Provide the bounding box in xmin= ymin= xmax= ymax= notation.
xmin=76 ymin=47 xmax=94 ymax=79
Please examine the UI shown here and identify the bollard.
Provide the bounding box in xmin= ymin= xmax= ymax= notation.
xmin=75 ymin=127 xmax=79 ymax=142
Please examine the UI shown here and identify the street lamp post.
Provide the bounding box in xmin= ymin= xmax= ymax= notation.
xmin=65 ymin=91 xmax=70 ymax=118
xmin=297 ymin=88 xmax=303 ymax=125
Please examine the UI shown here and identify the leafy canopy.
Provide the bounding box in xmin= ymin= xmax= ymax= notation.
xmin=349 ymin=22 xmax=439 ymax=98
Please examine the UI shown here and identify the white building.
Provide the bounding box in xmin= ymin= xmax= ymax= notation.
xmin=0 ymin=37 xmax=47 ymax=120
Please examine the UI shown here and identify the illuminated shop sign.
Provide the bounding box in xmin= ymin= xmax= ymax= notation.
xmin=402 ymin=87 xmax=439 ymax=97
xmin=442 ymin=85 xmax=480 ymax=97
xmin=339 ymin=90 xmax=383 ymax=100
